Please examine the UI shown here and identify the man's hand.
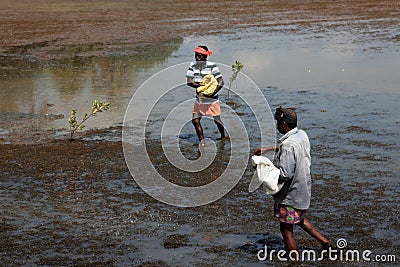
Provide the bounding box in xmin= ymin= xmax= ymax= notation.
xmin=253 ymin=146 xmax=279 ymax=155
xmin=187 ymin=77 xmax=201 ymax=88
xmin=253 ymin=147 xmax=263 ymax=156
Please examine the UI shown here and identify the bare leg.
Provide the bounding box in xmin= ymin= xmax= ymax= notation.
xmin=192 ymin=117 xmax=204 ymax=142
xmin=298 ymin=218 xmax=329 ymax=245
xmin=280 ymin=222 xmax=298 ymax=260
xmin=213 ymin=116 xmax=225 ymax=139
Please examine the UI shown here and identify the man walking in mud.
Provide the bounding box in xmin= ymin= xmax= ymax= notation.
xmin=254 ymin=106 xmax=329 ymax=259
xmin=186 ymin=45 xmax=226 ymax=143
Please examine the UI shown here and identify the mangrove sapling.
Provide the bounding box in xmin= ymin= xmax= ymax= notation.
xmin=227 ymin=60 xmax=244 ymax=99
xmin=67 ymin=99 xmax=110 ymax=140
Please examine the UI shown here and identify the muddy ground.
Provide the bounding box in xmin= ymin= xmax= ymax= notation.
xmin=0 ymin=0 xmax=399 ymax=266
xmin=1 ymin=0 xmax=399 ymax=61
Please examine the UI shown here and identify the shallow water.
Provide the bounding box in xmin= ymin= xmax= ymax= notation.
xmin=1 ymin=29 xmax=399 ymax=134
xmin=1 ymin=20 xmax=399 ymax=267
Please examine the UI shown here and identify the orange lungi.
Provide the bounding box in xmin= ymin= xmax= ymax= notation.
xmin=192 ymin=101 xmax=221 ymax=118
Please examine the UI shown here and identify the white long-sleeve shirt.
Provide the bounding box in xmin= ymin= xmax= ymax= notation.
xmin=273 ymin=127 xmax=312 ymax=210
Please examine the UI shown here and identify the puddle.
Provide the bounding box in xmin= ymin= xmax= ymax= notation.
xmin=0 ymin=37 xmax=184 ymax=137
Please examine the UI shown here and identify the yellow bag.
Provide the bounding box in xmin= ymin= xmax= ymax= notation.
xmin=196 ymin=74 xmax=218 ymax=97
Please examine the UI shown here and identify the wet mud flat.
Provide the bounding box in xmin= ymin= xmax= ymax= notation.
xmin=1 ymin=0 xmax=399 ymax=61
xmin=1 ymin=88 xmax=399 ymax=266
xmin=1 ymin=0 xmax=399 ymax=266
xmin=0 ymin=131 xmax=395 ymax=266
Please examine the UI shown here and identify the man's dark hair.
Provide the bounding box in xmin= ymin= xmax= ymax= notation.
xmin=274 ymin=106 xmax=297 ymax=128
xmin=198 ymin=45 xmax=208 ymax=51
xmin=286 ymin=121 xmax=297 ymax=129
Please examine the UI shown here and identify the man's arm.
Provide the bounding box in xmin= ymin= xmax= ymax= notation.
xmin=253 ymin=146 xmax=279 ymax=156
xmin=210 ymin=76 xmax=224 ymax=96
xmin=187 ymin=77 xmax=200 ymax=89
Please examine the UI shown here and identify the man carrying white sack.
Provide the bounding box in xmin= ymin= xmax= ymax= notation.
xmin=253 ymin=106 xmax=330 ymax=259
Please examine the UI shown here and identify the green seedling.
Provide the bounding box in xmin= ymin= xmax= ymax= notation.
xmin=227 ymin=60 xmax=244 ymax=99
xmin=67 ymin=99 xmax=110 ymax=140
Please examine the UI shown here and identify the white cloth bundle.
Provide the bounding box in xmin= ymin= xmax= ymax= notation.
xmin=252 ymin=155 xmax=283 ymax=195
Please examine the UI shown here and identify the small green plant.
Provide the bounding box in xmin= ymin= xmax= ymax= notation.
xmin=67 ymin=99 xmax=110 ymax=140
xmin=227 ymin=60 xmax=244 ymax=99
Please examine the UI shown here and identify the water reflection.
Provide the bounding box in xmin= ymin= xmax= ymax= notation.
xmin=175 ymin=33 xmax=399 ymax=94
xmin=0 ymin=37 xmax=183 ymax=130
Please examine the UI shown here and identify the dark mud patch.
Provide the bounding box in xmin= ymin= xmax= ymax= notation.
xmin=163 ymin=234 xmax=190 ymax=249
